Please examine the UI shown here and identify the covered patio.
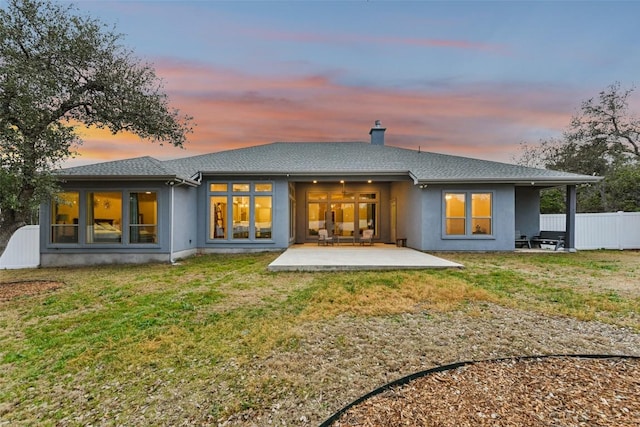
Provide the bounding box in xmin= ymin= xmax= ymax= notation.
xmin=267 ymin=244 xmax=463 ymax=271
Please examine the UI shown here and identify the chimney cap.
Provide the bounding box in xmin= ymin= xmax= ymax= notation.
xmin=369 ymin=120 xmax=386 ymax=135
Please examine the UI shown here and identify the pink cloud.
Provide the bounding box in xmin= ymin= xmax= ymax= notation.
xmin=65 ymin=61 xmax=579 ymax=168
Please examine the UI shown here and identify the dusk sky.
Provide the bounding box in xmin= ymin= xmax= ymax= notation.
xmin=58 ymin=0 xmax=640 ymax=166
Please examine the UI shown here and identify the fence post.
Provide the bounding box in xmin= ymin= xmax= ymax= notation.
xmin=616 ymin=211 xmax=624 ymax=250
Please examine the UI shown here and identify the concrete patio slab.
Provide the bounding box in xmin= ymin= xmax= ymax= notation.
xmin=268 ymin=244 xmax=463 ymax=271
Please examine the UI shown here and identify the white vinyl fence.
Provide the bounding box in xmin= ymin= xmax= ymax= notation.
xmin=541 ymin=212 xmax=640 ymax=250
xmin=0 ymin=225 xmax=40 ymax=269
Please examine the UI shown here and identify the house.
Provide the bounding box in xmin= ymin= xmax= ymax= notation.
xmin=40 ymin=122 xmax=600 ymax=266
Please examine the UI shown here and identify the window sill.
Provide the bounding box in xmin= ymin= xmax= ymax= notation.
xmin=442 ymin=235 xmax=495 ymax=240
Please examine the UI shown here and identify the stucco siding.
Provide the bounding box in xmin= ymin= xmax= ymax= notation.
xmin=515 ymin=187 xmax=541 ymax=240
xmin=391 ymin=182 xmax=422 ymax=248
xmin=171 ymin=185 xmax=198 ymax=253
xmin=421 ymin=184 xmax=515 ymax=251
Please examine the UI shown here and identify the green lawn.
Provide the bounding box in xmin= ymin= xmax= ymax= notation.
xmin=1 ymin=251 xmax=639 ymax=425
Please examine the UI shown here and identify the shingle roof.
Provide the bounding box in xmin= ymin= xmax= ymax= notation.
xmin=58 ymin=156 xmax=194 ymax=182
xmin=58 ymin=142 xmax=600 ymax=185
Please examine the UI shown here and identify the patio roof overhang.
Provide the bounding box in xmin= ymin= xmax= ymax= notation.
xmin=197 ymin=170 xmax=413 ymax=182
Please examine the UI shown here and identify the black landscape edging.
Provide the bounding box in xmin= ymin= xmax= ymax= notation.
xmin=318 ymin=354 xmax=640 ymax=427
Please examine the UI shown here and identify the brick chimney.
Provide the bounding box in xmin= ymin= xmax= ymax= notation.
xmin=369 ymin=120 xmax=386 ymax=145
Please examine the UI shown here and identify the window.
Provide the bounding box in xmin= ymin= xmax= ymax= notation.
xmin=130 ymin=192 xmax=157 ymax=243
xmin=210 ymin=183 xmax=228 ymax=192
xmin=472 ymin=193 xmax=492 ymax=235
xmin=444 ymin=192 xmax=492 ymax=236
xmin=445 ymin=193 xmax=466 ymax=235
xmin=358 ymin=202 xmax=377 ymax=236
xmin=208 ymin=181 xmax=273 ymax=241
xmin=210 ymin=197 xmax=227 ymax=239
xmin=232 ymin=183 xmax=250 ymax=192
xmin=308 ymin=202 xmax=327 ymax=236
xmin=233 ymin=196 xmax=250 ymax=238
xmin=331 ymin=202 xmax=355 ymax=237
xmin=255 ymin=196 xmax=272 ymax=239
xmin=50 ymin=190 xmax=159 ymax=246
xmin=289 ymin=183 xmax=296 ymax=240
xmin=87 ymin=192 xmax=122 ymax=243
xmin=51 ymin=192 xmax=79 ymax=243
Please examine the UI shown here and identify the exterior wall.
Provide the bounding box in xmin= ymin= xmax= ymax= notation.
xmin=390 ymin=181 xmax=422 ymax=248
xmin=37 ymin=174 xmax=541 ymax=266
xmin=171 ymin=184 xmax=198 ymax=254
xmin=515 ymin=186 xmax=540 ymax=241
xmin=40 ymin=180 xmax=173 ymax=267
xmin=420 ymin=184 xmax=515 ymax=251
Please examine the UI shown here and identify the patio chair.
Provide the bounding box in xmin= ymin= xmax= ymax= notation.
xmin=515 ymin=230 xmax=531 ymax=248
xmin=318 ymin=229 xmax=334 ymax=246
xmin=360 ymin=229 xmax=373 ymax=246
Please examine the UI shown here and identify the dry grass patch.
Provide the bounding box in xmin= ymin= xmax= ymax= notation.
xmin=300 ymin=272 xmax=495 ymax=320
xmin=446 ymin=250 xmax=640 ymax=298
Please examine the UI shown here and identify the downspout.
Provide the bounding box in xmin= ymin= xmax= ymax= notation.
xmin=170 ymin=183 xmax=175 ymax=263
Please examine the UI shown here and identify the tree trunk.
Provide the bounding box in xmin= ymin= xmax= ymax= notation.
xmin=0 ymin=218 xmax=26 ymax=258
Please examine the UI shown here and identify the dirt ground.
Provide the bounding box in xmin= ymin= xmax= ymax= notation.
xmin=0 ymin=280 xmax=63 ymax=301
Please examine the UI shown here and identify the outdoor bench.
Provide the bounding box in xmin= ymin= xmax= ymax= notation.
xmin=530 ymin=231 xmax=565 ymax=251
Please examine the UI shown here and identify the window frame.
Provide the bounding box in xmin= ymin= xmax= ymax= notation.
xmin=305 ymin=190 xmax=379 ymax=239
xmin=207 ymin=181 xmax=274 ymax=242
xmin=442 ymin=190 xmax=494 ymax=239
xmin=49 ymin=189 xmax=161 ymax=247
xmin=51 ymin=191 xmax=80 ymax=244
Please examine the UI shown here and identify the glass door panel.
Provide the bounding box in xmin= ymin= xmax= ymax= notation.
xmin=308 ymin=202 xmax=327 ymax=237
xmin=331 ymin=203 xmax=355 ymax=237
xmin=358 ymin=202 xmax=377 ymax=237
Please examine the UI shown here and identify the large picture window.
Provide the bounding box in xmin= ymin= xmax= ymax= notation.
xmin=208 ymin=182 xmax=273 ymax=241
xmin=444 ymin=192 xmax=492 ymax=236
xmin=87 ymin=192 xmax=123 ymax=243
xmin=51 ymin=190 xmax=159 ymax=245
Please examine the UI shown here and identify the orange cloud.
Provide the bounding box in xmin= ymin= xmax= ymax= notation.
xmin=64 ymin=60 xmax=579 ymax=168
